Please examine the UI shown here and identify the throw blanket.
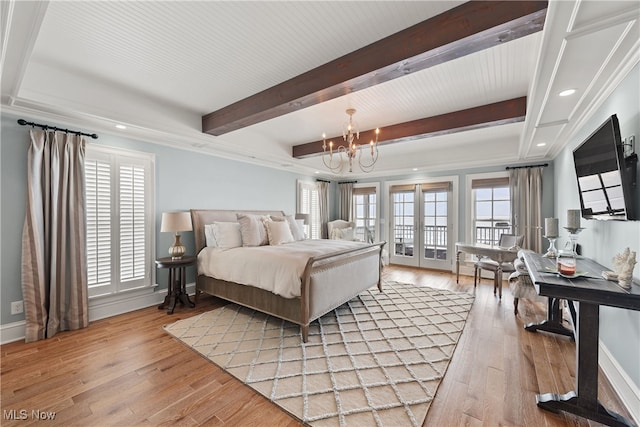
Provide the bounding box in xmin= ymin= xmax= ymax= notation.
xmin=197 ymin=239 xmax=369 ymax=298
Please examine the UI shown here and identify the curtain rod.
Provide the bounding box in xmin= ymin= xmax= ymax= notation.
xmin=338 ymin=180 xmax=357 ymax=184
xmin=505 ymin=163 xmax=548 ymax=170
xmin=17 ymin=119 xmax=99 ymax=139
xmin=316 ymin=178 xmax=330 ymax=183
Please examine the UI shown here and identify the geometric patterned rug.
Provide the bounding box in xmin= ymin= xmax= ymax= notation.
xmin=164 ymin=282 xmax=474 ymax=426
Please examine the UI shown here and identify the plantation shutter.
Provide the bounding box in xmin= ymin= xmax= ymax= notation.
xmin=85 ymin=147 xmax=154 ymax=297
xmin=119 ymin=162 xmax=146 ymax=283
xmin=86 ymin=158 xmax=112 ymax=292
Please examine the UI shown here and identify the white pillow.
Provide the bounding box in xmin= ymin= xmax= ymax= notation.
xmin=236 ymin=213 xmax=268 ymax=246
xmin=285 ymin=215 xmax=306 ymax=241
xmin=265 ymin=219 xmax=295 ymax=245
xmin=338 ymin=227 xmax=355 ymax=241
xmin=212 ymin=222 xmax=242 ymax=249
xmin=204 ymin=224 xmax=218 ymax=247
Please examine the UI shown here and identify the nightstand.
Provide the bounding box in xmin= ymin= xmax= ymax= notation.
xmin=155 ymin=256 xmax=196 ymax=314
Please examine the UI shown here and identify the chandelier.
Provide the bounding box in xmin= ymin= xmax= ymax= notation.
xmin=322 ymin=108 xmax=380 ymax=173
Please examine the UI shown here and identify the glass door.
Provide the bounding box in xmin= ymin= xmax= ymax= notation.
xmin=390 ymin=182 xmax=453 ymax=269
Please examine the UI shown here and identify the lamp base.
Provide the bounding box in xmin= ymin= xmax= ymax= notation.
xmin=168 ymin=233 xmax=186 ymax=259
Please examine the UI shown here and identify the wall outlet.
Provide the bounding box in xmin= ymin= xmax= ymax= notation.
xmin=10 ymin=300 xmax=23 ymax=315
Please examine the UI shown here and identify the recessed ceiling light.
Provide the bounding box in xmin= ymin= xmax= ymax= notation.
xmin=115 ymin=124 xmax=127 ymax=129
xmin=412 ymin=168 xmax=418 ymax=171
xmin=315 ymin=171 xmax=320 ymax=174
xmin=536 ymin=142 xmax=547 ymax=147
xmin=559 ymin=89 xmax=576 ymax=97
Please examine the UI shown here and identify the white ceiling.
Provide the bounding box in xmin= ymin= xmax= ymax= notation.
xmin=2 ymin=1 xmax=639 ymax=179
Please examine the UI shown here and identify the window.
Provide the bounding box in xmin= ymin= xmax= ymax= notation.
xmin=471 ymin=177 xmax=510 ymax=245
xmin=297 ymin=180 xmax=320 ymax=239
xmin=85 ymin=146 xmax=155 ymax=298
xmin=353 ymin=186 xmax=377 ymax=242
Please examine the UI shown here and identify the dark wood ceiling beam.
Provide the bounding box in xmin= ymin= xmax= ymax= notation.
xmin=292 ymin=97 xmax=527 ymax=158
xmin=202 ymin=1 xmax=547 ymax=136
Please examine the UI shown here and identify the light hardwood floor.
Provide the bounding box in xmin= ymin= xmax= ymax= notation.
xmin=1 ymin=265 xmax=632 ymax=426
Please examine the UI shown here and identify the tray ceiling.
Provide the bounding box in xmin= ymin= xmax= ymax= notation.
xmin=2 ymin=1 xmax=639 ymax=178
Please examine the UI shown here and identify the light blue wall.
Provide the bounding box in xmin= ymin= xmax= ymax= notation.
xmin=0 ymin=113 xmax=309 ymax=325
xmin=554 ymin=64 xmax=640 ymax=388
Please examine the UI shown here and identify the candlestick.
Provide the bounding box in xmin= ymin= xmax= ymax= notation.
xmin=544 ymin=218 xmax=558 ymax=238
xmin=567 ymin=209 xmax=581 ymax=230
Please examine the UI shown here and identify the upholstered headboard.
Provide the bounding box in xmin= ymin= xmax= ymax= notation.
xmin=190 ymin=209 xmax=286 ymax=254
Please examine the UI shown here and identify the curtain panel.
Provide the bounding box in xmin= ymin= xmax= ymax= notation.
xmin=509 ymin=167 xmax=543 ymax=253
xmin=338 ymin=182 xmax=354 ymax=221
xmin=21 ymin=130 xmax=89 ymax=342
xmin=317 ymin=181 xmax=330 ymax=239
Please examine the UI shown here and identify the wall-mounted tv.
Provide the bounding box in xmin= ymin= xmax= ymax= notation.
xmin=573 ymin=114 xmax=638 ymax=221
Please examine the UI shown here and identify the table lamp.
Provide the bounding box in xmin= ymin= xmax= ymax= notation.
xmin=161 ymin=211 xmax=192 ymax=259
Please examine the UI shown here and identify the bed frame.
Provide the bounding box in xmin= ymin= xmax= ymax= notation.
xmin=190 ymin=209 xmax=385 ymax=342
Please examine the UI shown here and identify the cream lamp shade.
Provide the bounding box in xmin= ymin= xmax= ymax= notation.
xmin=161 ymin=212 xmax=192 ymax=259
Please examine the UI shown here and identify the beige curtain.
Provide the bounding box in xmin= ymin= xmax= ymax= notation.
xmin=21 ymin=129 xmax=89 ymax=342
xmin=317 ymin=181 xmax=330 ymax=239
xmin=509 ymin=167 xmax=543 ymax=252
xmin=338 ymin=182 xmax=354 ymax=221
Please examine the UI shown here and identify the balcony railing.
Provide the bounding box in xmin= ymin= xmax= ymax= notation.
xmin=393 ymin=224 xmax=448 ymax=259
xmin=475 ymin=225 xmax=512 ymax=246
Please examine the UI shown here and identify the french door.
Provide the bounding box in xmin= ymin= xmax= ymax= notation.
xmin=390 ymin=181 xmax=453 ymax=269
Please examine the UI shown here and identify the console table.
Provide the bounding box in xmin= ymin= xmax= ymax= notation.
xmin=522 ymin=252 xmax=639 ymax=427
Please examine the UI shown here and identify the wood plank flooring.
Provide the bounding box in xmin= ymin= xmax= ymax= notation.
xmin=1 ymin=265 xmax=632 ymax=426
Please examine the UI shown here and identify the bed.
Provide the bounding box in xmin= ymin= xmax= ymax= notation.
xmin=190 ymin=209 xmax=386 ymax=342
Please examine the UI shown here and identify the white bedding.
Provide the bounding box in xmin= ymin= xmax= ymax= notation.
xmin=197 ymin=239 xmax=370 ymax=298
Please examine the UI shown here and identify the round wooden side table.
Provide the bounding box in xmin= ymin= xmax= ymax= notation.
xmin=155 ymin=256 xmax=196 ymax=314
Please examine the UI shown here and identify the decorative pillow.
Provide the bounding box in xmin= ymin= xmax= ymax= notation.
xmin=236 ymin=213 xmax=268 ymax=246
xmin=285 ymin=215 xmax=306 ymax=241
xmin=212 ymin=222 xmax=242 ymax=249
xmin=269 ymin=215 xmax=286 ymax=222
xmin=204 ymin=224 xmax=218 ymax=247
xmin=265 ymin=219 xmax=295 ymax=245
xmin=338 ymin=227 xmax=355 ymax=241
xmin=295 ymin=219 xmax=307 ymax=239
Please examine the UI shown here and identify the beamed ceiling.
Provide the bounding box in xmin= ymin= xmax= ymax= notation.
xmin=2 ymin=1 xmax=639 ymax=178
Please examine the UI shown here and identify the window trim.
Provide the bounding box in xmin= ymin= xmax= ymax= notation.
xmin=352 ymin=182 xmax=380 ymax=242
xmin=466 ymin=171 xmax=510 ymax=247
xmin=296 ymin=179 xmax=321 ymax=239
xmin=85 ymin=144 xmax=156 ymax=300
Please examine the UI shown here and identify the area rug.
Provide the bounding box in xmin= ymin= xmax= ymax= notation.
xmin=164 ymin=282 xmax=474 ymax=426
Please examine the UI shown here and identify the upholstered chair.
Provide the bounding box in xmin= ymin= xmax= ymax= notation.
xmin=327 ymin=220 xmax=357 ymax=240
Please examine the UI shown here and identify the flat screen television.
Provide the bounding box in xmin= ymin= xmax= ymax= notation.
xmin=573 ymin=114 xmax=638 ymax=221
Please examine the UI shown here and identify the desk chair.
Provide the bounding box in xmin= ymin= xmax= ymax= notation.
xmin=474 ymin=234 xmax=524 ymax=298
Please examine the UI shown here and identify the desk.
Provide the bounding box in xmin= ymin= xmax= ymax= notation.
xmin=523 ymin=252 xmax=640 ymax=427
xmin=455 ymin=242 xmax=518 ymax=298
xmin=156 ymin=256 xmax=196 ymax=314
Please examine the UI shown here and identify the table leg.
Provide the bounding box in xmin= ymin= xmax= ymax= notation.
xmin=166 ymin=267 xmax=178 ymax=314
xmin=496 ymin=265 xmax=503 ymax=299
xmin=535 ymin=303 xmax=634 ymax=426
xmin=456 ymin=250 xmax=460 ymax=283
xmin=177 ymin=265 xmax=195 ymax=308
xmin=525 ymin=298 xmax=574 ymax=339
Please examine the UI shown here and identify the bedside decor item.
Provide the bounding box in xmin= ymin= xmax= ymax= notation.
xmin=161 ymin=211 xmax=192 ymax=259
xmin=322 ymin=108 xmax=380 ymax=173
xmin=612 ymin=247 xmax=637 ymax=289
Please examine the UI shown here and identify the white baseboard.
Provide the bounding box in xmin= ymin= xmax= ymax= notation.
xmin=0 ymin=282 xmax=195 ymax=345
xmin=599 ymin=341 xmax=640 ymax=424
xmin=0 ymin=320 xmax=27 ymax=344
